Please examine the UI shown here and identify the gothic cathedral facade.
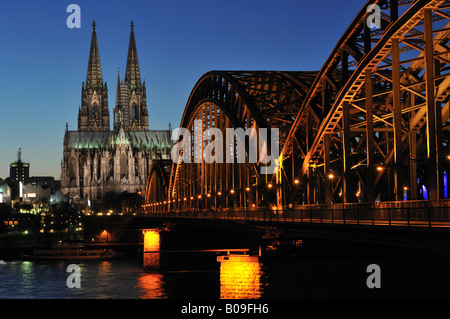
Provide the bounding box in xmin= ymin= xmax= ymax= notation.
xmin=61 ymin=21 xmax=172 ymax=207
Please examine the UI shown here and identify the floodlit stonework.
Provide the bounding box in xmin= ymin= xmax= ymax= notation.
xmin=61 ymin=21 xmax=172 ymax=206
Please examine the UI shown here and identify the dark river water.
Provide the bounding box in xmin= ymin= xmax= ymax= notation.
xmin=2 ymin=225 xmax=450 ymax=299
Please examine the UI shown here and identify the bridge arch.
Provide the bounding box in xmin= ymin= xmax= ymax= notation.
xmin=170 ymin=71 xmax=317 ymax=212
xmin=144 ymin=159 xmax=171 ymax=213
xmin=145 ymin=71 xmax=317 ymax=213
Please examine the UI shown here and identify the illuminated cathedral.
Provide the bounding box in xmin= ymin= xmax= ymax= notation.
xmin=61 ymin=21 xmax=172 ymax=206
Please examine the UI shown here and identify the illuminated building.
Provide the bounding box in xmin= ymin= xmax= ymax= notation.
xmin=0 ymin=179 xmax=11 ymax=205
xmin=61 ymin=21 xmax=172 ymax=206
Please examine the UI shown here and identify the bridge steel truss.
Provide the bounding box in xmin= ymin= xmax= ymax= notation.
xmin=144 ymin=0 xmax=450 ymax=215
xmin=145 ymin=70 xmax=317 ymax=213
xmin=281 ymin=0 xmax=450 ymax=206
xmin=145 ymin=159 xmax=172 ymax=207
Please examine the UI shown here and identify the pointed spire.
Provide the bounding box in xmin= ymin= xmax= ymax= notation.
xmin=125 ymin=20 xmax=141 ymax=90
xmin=86 ymin=20 xmax=103 ymax=89
xmin=116 ymin=67 xmax=122 ymax=106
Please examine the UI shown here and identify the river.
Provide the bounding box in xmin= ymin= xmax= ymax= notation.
xmin=2 ymin=239 xmax=450 ymax=299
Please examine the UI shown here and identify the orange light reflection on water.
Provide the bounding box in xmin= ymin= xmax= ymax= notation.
xmin=137 ymin=272 xmax=166 ymax=299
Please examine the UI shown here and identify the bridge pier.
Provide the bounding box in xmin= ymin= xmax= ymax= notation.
xmin=142 ymin=229 xmax=161 ymax=270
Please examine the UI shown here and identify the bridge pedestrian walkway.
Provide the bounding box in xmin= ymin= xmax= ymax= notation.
xmin=142 ymin=200 xmax=450 ymax=229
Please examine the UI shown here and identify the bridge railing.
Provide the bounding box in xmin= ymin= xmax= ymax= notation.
xmin=143 ymin=200 xmax=450 ymax=228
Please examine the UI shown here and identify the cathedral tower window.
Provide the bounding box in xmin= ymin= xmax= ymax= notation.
xmin=120 ymin=153 xmax=127 ymax=178
xmin=68 ymin=157 xmax=77 ymax=185
xmin=91 ymin=105 xmax=98 ymax=119
xmin=131 ymin=103 xmax=137 ymax=119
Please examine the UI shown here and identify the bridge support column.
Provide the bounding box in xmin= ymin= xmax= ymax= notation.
xmin=365 ymin=70 xmax=375 ymax=203
xmin=307 ymin=169 xmax=314 ymax=205
xmin=392 ymin=37 xmax=403 ymax=201
xmin=342 ymin=101 xmax=353 ymax=204
xmin=424 ymin=8 xmax=440 ymax=201
xmin=276 ymin=156 xmax=283 ymax=208
xmin=409 ymin=92 xmax=418 ymax=200
xmin=324 ymin=134 xmax=332 ymax=204
xmin=306 ymin=110 xmax=315 ymax=205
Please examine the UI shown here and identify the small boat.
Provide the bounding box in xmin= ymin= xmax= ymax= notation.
xmin=23 ymin=244 xmax=124 ymax=261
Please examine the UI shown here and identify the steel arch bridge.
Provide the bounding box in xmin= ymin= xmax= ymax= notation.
xmin=144 ymin=0 xmax=450 ymax=220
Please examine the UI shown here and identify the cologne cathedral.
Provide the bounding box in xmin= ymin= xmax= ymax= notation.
xmin=61 ymin=21 xmax=172 ymax=207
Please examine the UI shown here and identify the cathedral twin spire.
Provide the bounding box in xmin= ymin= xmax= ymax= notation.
xmin=78 ymin=20 xmax=148 ymax=132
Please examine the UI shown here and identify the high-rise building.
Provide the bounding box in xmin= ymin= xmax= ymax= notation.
xmin=61 ymin=21 xmax=172 ymax=207
xmin=9 ymin=148 xmax=30 ymax=184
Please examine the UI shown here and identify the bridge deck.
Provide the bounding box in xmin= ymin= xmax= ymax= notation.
xmin=142 ymin=200 xmax=450 ymax=229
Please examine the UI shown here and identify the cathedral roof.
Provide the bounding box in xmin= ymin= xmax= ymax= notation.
xmin=65 ymin=130 xmax=172 ymax=149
